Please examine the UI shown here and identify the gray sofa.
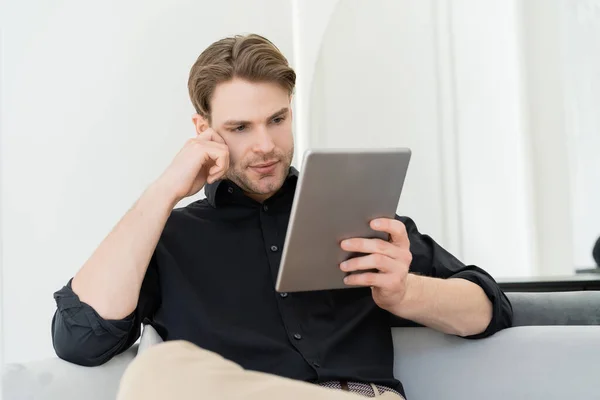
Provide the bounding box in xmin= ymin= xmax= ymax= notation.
xmin=4 ymin=291 xmax=600 ymax=400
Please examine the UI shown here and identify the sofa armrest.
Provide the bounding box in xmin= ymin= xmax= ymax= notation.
xmin=508 ymin=291 xmax=600 ymax=326
xmin=3 ymin=345 xmax=137 ymax=400
xmin=392 ymin=325 xmax=600 ymax=400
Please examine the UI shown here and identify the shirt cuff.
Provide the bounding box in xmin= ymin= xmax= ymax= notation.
xmin=450 ymin=268 xmax=514 ymax=339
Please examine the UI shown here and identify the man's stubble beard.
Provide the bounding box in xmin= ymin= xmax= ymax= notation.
xmin=226 ymin=145 xmax=294 ymax=196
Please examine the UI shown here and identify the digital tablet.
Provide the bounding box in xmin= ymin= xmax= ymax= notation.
xmin=275 ymin=148 xmax=411 ymax=292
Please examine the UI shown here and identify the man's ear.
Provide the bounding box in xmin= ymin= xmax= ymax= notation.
xmin=192 ymin=113 xmax=209 ymax=135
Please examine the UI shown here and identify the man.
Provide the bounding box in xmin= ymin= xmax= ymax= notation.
xmin=52 ymin=34 xmax=513 ymax=400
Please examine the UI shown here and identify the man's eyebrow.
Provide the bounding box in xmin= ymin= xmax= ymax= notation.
xmin=266 ymin=107 xmax=289 ymax=121
xmin=222 ymin=107 xmax=289 ymax=127
xmin=223 ymin=118 xmax=251 ymax=126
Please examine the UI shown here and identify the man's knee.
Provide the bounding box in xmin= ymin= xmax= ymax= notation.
xmin=118 ymin=341 xmax=241 ymax=400
xmin=127 ymin=340 xmax=238 ymax=376
xmin=136 ymin=340 xmax=218 ymax=366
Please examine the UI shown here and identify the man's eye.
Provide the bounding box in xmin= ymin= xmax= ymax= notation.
xmin=232 ymin=125 xmax=246 ymax=132
xmin=272 ymin=117 xmax=285 ymax=124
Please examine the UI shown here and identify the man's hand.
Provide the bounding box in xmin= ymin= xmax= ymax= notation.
xmin=339 ymin=218 xmax=412 ymax=311
xmin=155 ymin=128 xmax=230 ymax=203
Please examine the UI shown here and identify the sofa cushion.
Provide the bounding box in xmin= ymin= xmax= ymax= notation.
xmin=138 ymin=324 xmax=163 ymax=354
xmin=392 ymin=326 xmax=600 ymax=400
xmin=2 ymin=346 xmax=137 ymax=400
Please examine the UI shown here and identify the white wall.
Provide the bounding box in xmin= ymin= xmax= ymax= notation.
xmin=306 ymin=0 xmax=450 ymax=251
xmin=521 ymin=0 xmax=574 ymax=276
xmin=450 ymin=0 xmax=538 ymax=276
xmin=0 ymin=22 xmax=5 ymax=399
xmin=297 ymin=0 xmax=586 ymax=279
xmin=290 ymin=0 xmax=341 ymax=166
xmin=0 ymin=0 xmax=294 ymax=364
xmin=561 ymin=0 xmax=600 ymax=268
xmin=297 ymin=0 xmax=540 ymax=278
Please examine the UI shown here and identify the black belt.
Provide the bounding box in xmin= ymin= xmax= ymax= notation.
xmin=318 ymin=380 xmax=403 ymax=398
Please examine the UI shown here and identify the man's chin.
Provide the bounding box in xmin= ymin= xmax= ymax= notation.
xmin=249 ymin=169 xmax=287 ymax=192
xmin=251 ymin=175 xmax=284 ymax=193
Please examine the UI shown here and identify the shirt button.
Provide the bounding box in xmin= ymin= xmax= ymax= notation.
xmin=263 ymin=204 xmax=269 ymax=211
xmin=270 ymin=245 xmax=279 ymax=252
xmin=293 ymin=333 xmax=302 ymax=340
xmin=227 ymin=187 xmax=234 ymax=194
xmin=312 ymin=361 xmax=321 ymax=368
xmin=279 ymin=292 xmax=288 ymax=298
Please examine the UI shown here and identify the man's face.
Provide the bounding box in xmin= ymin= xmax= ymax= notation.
xmin=209 ymin=78 xmax=294 ymax=202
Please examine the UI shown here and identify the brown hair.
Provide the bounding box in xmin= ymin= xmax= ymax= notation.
xmin=188 ymin=34 xmax=296 ymax=122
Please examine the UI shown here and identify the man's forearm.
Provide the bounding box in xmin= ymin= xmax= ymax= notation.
xmin=71 ymin=182 xmax=177 ymax=320
xmin=389 ymin=274 xmax=493 ymax=337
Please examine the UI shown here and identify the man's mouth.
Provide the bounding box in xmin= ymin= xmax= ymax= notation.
xmin=250 ymin=161 xmax=279 ymax=173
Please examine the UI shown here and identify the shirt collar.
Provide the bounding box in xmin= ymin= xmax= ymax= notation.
xmin=205 ymin=167 xmax=299 ymax=208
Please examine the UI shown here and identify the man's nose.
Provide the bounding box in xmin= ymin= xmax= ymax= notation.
xmin=253 ymin=126 xmax=276 ymax=154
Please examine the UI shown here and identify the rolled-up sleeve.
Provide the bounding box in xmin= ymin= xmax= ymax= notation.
xmin=395 ymin=216 xmax=513 ymax=338
xmin=51 ymin=258 xmax=160 ymax=366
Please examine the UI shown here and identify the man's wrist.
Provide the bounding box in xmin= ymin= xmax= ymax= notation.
xmin=145 ymin=181 xmax=180 ymax=210
xmin=390 ymin=273 xmax=426 ymax=319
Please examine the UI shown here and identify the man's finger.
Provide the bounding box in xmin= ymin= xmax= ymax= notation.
xmin=341 ymin=237 xmax=399 ymax=259
xmin=202 ymin=143 xmax=228 ymax=165
xmin=208 ymin=159 xmax=229 ymax=179
xmin=343 ymin=272 xmax=388 ymax=288
xmin=340 ymin=253 xmax=394 ymax=274
xmin=193 ymin=137 xmax=228 ymax=153
xmin=197 ymin=128 xmax=226 ymax=144
xmin=370 ymin=218 xmax=410 ymax=248
xmin=207 ymin=170 xmax=227 ymax=184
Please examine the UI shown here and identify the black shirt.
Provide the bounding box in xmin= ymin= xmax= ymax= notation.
xmin=52 ymin=168 xmax=513 ymax=397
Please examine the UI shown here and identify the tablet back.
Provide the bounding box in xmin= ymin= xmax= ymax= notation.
xmin=275 ymin=148 xmax=411 ymax=292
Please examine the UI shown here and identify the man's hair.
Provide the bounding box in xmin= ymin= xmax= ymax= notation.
xmin=188 ymin=34 xmax=296 ymax=122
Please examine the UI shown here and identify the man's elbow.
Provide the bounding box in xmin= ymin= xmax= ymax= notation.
xmin=456 ymin=320 xmax=490 ymax=338
xmin=53 ymin=336 xmax=109 ymax=367
xmin=460 ymin=296 xmax=513 ymax=339
xmin=51 ymin=311 xmax=129 ymax=367
xmin=456 ymin=299 xmax=494 ymax=338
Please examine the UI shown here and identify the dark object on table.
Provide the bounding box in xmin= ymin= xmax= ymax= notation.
xmin=593 ymin=236 xmax=600 ymax=267
xmin=499 ymin=274 xmax=600 ymax=292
